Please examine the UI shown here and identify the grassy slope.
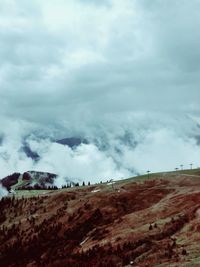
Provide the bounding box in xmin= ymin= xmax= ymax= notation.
xmin=11 ymin=175 xmax=29 ymax=190
xmin=10 ymin=168 xmax=200 ymax=196
xmin=10 ymin=168 xmax=200 ymax=208
xmin=119 ymin=168 xmax=200 ymax=183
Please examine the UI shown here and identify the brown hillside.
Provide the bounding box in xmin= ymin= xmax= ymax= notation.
xmin=1 ymin=170 xmax=200 ymax=267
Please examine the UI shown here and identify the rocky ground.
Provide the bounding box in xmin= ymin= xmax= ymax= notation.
xmin=1 ymin=169 xmax=200 ymax=267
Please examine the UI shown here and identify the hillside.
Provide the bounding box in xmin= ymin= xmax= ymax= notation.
xmin=1 ymin=169 xmax=200 ymax=266
xmin=0 ymin=171 xmax=58 ymax=191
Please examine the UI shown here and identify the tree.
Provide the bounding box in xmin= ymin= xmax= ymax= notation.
xmin=22 ymin=172 xmax=31 ymax=181
xmin=182 ymin=249 xmax=187 ymax=256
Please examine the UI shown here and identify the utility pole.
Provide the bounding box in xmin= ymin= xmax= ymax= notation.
xmin=180 ymin=164 xmax=183 ymax=171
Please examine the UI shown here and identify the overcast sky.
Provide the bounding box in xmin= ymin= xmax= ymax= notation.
xmin=0 ymin=0 xmax=200 ymax=182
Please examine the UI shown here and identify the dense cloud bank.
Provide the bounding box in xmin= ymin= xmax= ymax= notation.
xmin=0 ymin=116 xmax=200 ymax=184
xmin=0 ymin=0 xmax=200 ymax=183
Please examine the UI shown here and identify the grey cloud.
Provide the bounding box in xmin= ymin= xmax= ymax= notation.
xmin=0 ymin=0 xmax=199 ymax=120
xmin=0 ymin=0 xmax=200 ymax=180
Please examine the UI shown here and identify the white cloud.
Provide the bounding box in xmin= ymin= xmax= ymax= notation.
xmin=0 ymin=118 xmax=200 ymax=184
xmin=0 ymin=184 xmax=8 ymax=198
xmin=33 ymin=142 xmax=129 ymax=183
xmin=124 ymin=128 xmax=200 ymax=173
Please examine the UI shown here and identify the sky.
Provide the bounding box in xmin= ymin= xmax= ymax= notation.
xmin=0 ymin=0 xmax=200 ymax=185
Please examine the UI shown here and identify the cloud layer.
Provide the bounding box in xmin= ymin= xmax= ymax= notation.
xmin=0 ymin=0 xmax=200 ymax=182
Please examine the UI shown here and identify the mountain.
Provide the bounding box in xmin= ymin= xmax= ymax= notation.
xmin=0 ymin=171 xmax=57 ymax=191
xmin=0 ymin=172 xmax=20 ymax=191
xmin=21 ymin=137 xmax=89 ymax=161
xmin=22 ymin=143 xmax=40 ymax=160
xmin=56 ymin=137 xmax=89 ymax=147
xmin=1 ymin=169 xmax=200 ymax=266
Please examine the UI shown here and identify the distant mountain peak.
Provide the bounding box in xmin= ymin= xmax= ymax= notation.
xmin=56 ymin=137 xmax=88 ymax=148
